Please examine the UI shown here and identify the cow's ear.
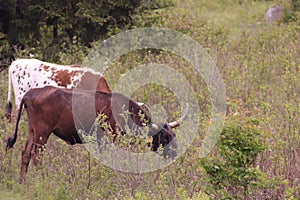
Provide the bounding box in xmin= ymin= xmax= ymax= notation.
xmin=97 ymin=76 xmax=111 ymax=93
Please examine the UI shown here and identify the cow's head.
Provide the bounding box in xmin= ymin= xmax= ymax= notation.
xmin=148 ymin=103 xmax=189 ymax=159
xmin=149 ymin=123 xmax=178 ymax=159
xmin=110 ymin=93 xmax=188 ymax=159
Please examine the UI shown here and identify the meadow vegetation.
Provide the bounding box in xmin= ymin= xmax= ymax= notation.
xmin=0 ymin=0 xmax=300 ymax=199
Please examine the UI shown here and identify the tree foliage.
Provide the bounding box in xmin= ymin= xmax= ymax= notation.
xmin=0 ymin=0 xmax=172 ymax=66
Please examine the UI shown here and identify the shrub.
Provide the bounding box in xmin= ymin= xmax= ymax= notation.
xmin=200 ymin=118 xmax=267 ymax=199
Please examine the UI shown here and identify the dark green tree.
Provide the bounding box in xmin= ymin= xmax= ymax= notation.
xmin=0 ymin=0 xmax=172 ymax=65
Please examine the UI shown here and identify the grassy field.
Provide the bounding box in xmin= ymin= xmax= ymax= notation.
xmin=1 ymin=0 xmax=300 ymax=199
xmin=0 ymin=191 xmax=27 ymax=200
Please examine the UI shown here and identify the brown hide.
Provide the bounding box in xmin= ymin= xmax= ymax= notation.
xmin=6 ymin=86 xmax=149 ymax=181
xmin=76 ymin=72 xmax=111 ymax=93
xmin=5 ymin=86 xmax=183 ymax=182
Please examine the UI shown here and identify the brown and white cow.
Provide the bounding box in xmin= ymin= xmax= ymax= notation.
xmin=5 ymin=58 xmax=111 ymax=121
xmin=6 ymin=86 xmax=188 ymax=181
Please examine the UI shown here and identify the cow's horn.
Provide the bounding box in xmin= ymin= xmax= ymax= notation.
xmin=151 ymin=123 xmax=159 ymax=130
xmin=137 ymin=102 xmax=150 ymax=115
xmin=168 ymin=103 xmax=189 ymax=128
xmin=137 ymin=102 xmax=144 ymax=106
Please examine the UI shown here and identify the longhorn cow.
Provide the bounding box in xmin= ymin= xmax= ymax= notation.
xmin=5 ymin=58 xmax=110 ymax=121
xmin=6 ymin=86 xmax=188 ymax=181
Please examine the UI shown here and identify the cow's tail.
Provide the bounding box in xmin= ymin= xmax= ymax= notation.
xmin=6 ymin=98 xmax=25 ymax=150
xmin=5 ymin=65 xmax=13 ymax=121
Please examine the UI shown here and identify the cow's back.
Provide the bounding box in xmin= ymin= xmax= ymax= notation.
xmin=9 ymin=59 xmax=82 ymax=108
xmin=23 ymin=86 xmax=82 ymax=144
xmin=23 ymin=86 xmax=73 ymax=126
xmin=23 ymin=86 xmax=114 ymax=144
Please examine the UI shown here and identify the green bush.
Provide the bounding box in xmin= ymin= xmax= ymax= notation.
xmin=200 ymin=119 xmax=267 ymax=199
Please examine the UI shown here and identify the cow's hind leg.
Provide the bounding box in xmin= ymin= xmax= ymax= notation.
xmin=20 ymin=126 xmax=34 ymax=182
xmin=31 ymin=130 xmax=51 ymax=172
xmin=5 ymin=101 xmax=12 ymax=122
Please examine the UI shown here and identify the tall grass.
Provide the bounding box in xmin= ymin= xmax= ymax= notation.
xmin=1 ymin=0 xmax=300 ymax=199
